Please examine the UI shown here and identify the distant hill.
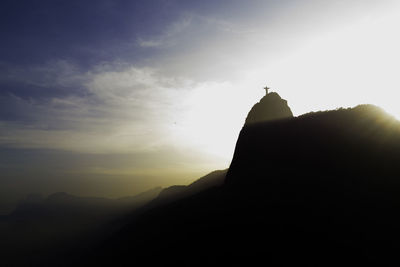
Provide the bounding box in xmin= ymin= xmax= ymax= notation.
xmin=0 ymin=187 xmax=163 ymax=266
xmin=89 ymin=102 xmax=400 ymax=266
xmin=8 ymin=187 xmax=163 ymax=221
xmin=152 ymin=169 xmax=227 ymax=204
xmin=0 ymin=170 xmax=227 ymax=266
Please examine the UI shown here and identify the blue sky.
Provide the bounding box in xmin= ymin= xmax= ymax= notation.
xmin=1 ymin=0 xmax=399 ymax=213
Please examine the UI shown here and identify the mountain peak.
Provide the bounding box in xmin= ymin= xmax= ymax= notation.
xmin=245 ymin=92 xmax=293 ymax=125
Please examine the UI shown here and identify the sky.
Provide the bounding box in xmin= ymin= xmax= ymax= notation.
xmin=1 ymin=0 xmax=400 ymax=213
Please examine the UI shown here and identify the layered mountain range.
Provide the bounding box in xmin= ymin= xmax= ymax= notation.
xmin=4 ymin=91 xmax=400 ymax=266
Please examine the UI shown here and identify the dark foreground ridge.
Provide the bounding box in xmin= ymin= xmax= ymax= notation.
xmin=0 ymin=170 xmax=227 ymax=266
xmin=86 ymin=95 xmax=400 ymax=266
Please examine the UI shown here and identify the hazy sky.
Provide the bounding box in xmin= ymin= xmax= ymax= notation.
xmin=1 ymin=0 xmax=399 ymax=212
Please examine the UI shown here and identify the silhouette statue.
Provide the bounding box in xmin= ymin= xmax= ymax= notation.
xmin=264 ymin=85 xmax=269 ymax=95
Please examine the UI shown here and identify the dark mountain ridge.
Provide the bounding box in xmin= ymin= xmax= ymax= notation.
xmin=152 ymin=169 xmax=227 ymax=204
xmin=227 ymin=104 xmax=400 ymax=186
xmin=89 ymin=100 xmax=400 ymax=266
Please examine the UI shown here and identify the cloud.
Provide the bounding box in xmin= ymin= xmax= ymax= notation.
xmin=0 ymin=60 xmax=88 ymax=99
xmin=137 ymin=39 xmax=164 ymax=48
xmin=135 ymin=13 xmax=248 ymax=50
xmin=0 ymin=57 xmax=257 ymax=173
xmin=0 ymin=61 xmax=196 ymax=154
xmin=137 ymin=15 xmax=193 ymax=48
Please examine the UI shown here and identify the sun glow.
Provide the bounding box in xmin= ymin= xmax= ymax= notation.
xmin=266 ymin=4 xmax=400 ymax=120
xmin=171 ymin=3 xmax=400 ymax=165
xmin=172 ymin=80 xmax=262 ymax=163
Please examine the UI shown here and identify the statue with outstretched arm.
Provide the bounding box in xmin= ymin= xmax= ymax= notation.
xmin=264 ymin=86 xmax=269 ymax=95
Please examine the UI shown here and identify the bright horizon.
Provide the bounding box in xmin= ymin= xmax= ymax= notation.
xmin=1 ymin=0 xmax=400 ymax=213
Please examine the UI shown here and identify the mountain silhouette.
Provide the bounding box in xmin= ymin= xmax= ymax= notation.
xmin=245 ymin=91 xmax=293 ymax=125
xmin=227 ymin=104 xmax=400 ymax=185
xmin=86 ymin=94 xmax=400 ymax=266
xmin=5 ymin=91 xmax=400 ymax=266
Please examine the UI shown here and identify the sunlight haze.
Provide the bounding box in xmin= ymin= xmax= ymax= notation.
xmin=1 ymin=0 xmax=399 ymax=213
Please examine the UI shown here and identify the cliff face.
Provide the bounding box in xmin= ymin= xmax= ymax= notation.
xmin=220 ymin=104 xmax=400 ymax=265
xmin=244 ymin=92 xmax=293 ymax=125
